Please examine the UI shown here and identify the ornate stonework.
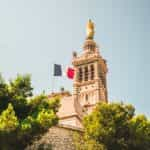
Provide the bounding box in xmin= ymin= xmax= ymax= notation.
xmin=72 ymin=27 xmax=108 ymax=115
xmin=51 ymin=20 xmax=108 ymax=128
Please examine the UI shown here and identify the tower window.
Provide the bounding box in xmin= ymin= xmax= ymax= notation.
xmin=90 ymin=65 xmax=94 ymax=80
xmin=79 ymin=68 xmax=83 ymax=82
xmin=84 ymin=66 xmax=88 ymax=81
xmin=85 ymin=94 xmax=88 ymax=101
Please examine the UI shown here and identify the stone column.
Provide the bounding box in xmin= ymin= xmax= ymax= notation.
xmin=73 ymin=67 xmax=78 ymax=96
xmin=88 ymin=65 xmax=91 ymax=81
xmin=82 ymin=66 xmax=85 ymax=82
xmin=94 ymin=61 xmax=99 ymax=80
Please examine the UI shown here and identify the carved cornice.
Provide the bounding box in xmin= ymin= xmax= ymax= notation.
xmin=59 ymin=114 xmax=82 ymax=121
xmin=72 ymin=55 xmax=100 ymax=65
xmin=73 ymin=80 xmax=95 ymax=86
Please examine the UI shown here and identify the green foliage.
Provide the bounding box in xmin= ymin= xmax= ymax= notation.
xmin=83 ymin=102 xmax=150 ymax=150
xmin=73 ymin=132 xmax=106 ymax=150
xmin=9 ymin=74 xmax=33 ymax=98
xmin=0 ymin=74 xmax=60 ymax=149
xmin=0 ymin=74 xmax=33 ymax=119
xmin=37 ymin=109 xmax=58 ymax=129
xmin=9 ymin=74 xmax=33 ymax=119
xmin=0 ymin=103 xmax=19 ymax=132
xmin=128 ymin=115 xmax=150 ymax=150
xmin=0 ymin=74 xmax=9 ymax=112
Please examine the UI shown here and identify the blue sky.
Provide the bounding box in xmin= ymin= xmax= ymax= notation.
xmin=0 ymin=0 xmax=150 ymax=116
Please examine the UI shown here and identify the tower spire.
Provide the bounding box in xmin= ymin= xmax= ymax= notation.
xmin=86 ymin=19 xmax=95 ymax=39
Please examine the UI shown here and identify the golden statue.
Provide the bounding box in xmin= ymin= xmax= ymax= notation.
xmin=86 ymin=19 xmax=95 ymax=39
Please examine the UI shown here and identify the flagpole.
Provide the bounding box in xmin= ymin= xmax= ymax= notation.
xmin=52 ymin=75 xmax=54 ymax=93
xmin=51 ymin=62 xmax=54 ymax=93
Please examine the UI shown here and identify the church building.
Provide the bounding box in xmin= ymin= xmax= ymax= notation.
xmin=52 ymin=20 xmax=108 ymax=128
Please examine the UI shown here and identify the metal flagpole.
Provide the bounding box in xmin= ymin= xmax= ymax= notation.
xmin=51 ymin=62 xmax=54 ymax=93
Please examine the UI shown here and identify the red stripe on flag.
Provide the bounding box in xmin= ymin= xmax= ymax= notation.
xmin=67 ymin=67 xmax=74 ymax=79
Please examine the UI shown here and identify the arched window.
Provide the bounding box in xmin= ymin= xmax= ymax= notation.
xmin=79 ymin=68 xmax=83 ymax=82
xmin=84 ymin=66 xmax=88 ymax=81
xmin=85 ymin=94 xmax=88 ymax=101
xmin=90 ymin=65 xmax=94 ymax=80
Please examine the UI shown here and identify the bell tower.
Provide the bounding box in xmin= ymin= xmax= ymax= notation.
xmin=72 ymin=20 xmax=108 ymax=114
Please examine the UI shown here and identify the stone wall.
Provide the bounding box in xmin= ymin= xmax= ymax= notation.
xmin=26 ymin=125 xmax=83 ymax=150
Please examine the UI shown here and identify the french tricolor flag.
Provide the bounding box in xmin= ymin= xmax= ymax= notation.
xmin=53 ymin=64 xmax=75 ymax=79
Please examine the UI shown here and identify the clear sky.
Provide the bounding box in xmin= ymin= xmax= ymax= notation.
xmin=0 ymin=0 xmax=150 ymax=116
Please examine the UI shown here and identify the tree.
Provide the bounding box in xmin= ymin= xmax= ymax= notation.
xmin=0 ymin=103 xmax=19 ymax=150
xmin=0 ymin=74 xmax=33 ymax=119
xmin=9 ymin=74 xmax=33 ymax=98
xmin=0 ymin=103 xmax=18 ymax=132
xmin=128 ymin=115 xmax=150 ymax=150
xmin=73 ymin=132 xmax=106 ymax=150
xmin=83 ymin=102 xmax=150 ymax=150
xmin=0 ymin=74 xmax=9 ymax=112
xmin=0 ymin=74 xmax=60 ymax=149
xmin=9 ymin=74 xmax=33 ymax=119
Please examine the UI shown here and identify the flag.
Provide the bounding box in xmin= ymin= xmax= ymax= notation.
xmin=54 ymin=64 xmax=62 ymax=76
xmin=66 ymin=67 xmax=74 ymax=79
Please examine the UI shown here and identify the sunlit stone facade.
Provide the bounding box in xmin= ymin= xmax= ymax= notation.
xmin=53 ymin=20 xmax=108 ymax=128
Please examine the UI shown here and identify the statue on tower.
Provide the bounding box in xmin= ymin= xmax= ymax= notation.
xmin=86 ymin=19 xmax=95 ymax=39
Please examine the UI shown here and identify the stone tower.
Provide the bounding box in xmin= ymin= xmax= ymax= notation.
xmin=72 ymin=20 xmax=108 ymax=114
